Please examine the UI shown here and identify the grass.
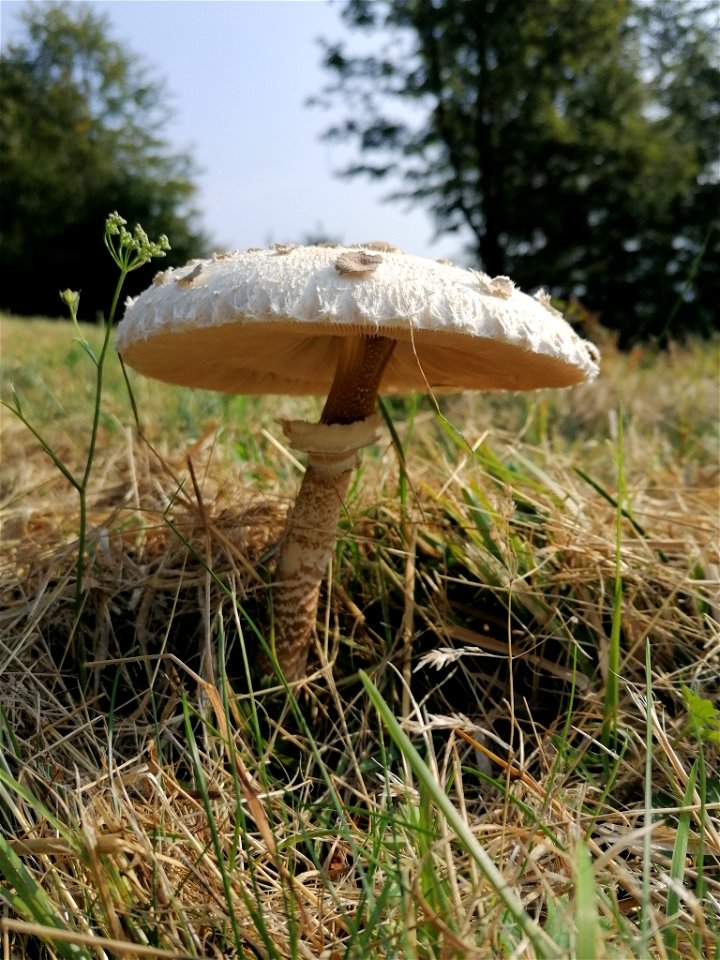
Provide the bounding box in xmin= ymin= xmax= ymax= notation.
xmin=1 ymin=311 xmax=719 ymax=958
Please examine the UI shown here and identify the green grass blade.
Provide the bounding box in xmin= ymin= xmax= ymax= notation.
xmin=180 ymin=691 xmax=265 ymax=957
xmin=0 ymin=837 xmax=92 ymax=959
xmin=0 ymin=767 xmax=80 ymax=850
xmin=574 ymin=839 xmax=600 ymax=960
xmin=0 ymin=397 xmax=80 ymax=490
xmin=665 ymin=760 xmax=698 ymax=960
xmin=360 ymin=670 xmax=564 ymax=960
xmin=573 ymin=466 xmax=646 ymax=539
xmin=640 ymin=639 xmax=654 ymax=958
xmin=602 ymin=408 xmax=624 ymax=751
xmin=378 ymin=394 xmax=411 ymax=509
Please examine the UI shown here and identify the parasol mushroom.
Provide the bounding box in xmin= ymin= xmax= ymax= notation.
xmin=116 ymin=243 xmax=600 ymax=682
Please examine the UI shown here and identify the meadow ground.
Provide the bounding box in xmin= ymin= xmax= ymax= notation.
xmin=0 ymin=312 xmax=718 ymax=959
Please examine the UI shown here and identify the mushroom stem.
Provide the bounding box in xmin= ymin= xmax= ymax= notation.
xmin=267 ymin=335 xmax=396 ymax=682
xmin=321 ymin=335 xmax=396 ymax=425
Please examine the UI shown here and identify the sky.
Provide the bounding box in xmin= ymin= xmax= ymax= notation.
xmin=1 ymin=0 xmax=467 ymax=261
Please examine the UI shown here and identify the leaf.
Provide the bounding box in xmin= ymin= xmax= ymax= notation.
xmin=681 ymin=686 xmax=720 ymax=745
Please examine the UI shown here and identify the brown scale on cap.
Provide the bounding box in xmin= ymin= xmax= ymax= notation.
xmin=334 ymin=251 xmax=383 ymax=277
xmin=471 ymin=270 xmax=515 ymax=300
xmin=176 ymin=263 xmax=204 ymax=287
xmin=151 ymin=268 xmax=172 ymax=287
xmin=356 ymin=240 xmax=400 ymax=253
xmin=534 ymin=289 xmax=564 ymax=318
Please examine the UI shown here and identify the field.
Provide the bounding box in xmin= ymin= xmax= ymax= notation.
xmin=1 ymin=312 xmax=719 ymax=959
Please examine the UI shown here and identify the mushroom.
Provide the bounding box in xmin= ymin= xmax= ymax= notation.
xmin=116 ymin=244 xmax=600 ymax=682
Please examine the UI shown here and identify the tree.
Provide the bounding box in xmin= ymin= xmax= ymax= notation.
xmin=313 ymin=0 xmax=719 ymax=343
xmin=0 ymin=1 xmax=207 ymax=320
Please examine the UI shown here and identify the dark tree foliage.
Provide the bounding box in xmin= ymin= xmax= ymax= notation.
xmin=313 ymin=0 xmax=719 ymax=343
xmin=0 ymin=2 xmax=208 ymax=321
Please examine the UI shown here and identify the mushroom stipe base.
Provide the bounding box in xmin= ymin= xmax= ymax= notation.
xmin=266 ymin=458 xmax=354 ymax=682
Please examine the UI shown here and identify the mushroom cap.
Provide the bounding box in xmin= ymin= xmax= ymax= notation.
xmin=116 ymin=244 xmax=600 ymax=394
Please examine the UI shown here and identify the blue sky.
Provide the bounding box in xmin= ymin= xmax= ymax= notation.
xmin=2 ymin=0 xmax=466 ymax=260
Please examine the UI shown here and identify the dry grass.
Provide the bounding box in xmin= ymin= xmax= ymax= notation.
xmin=0 ymin=314 xmax=718 ymax=958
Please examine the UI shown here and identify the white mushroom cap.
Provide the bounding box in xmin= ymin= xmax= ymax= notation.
xmin=116 ymin=244 xmax=600 ymax=394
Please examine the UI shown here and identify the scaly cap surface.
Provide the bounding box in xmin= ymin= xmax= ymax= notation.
xmin=116 ymin=243 xmax=600 ymax=394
